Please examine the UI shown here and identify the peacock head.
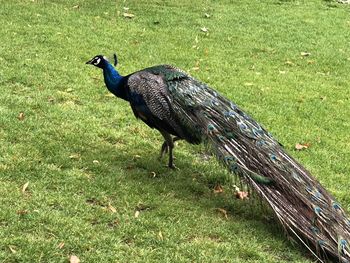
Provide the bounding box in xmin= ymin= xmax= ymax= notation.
xmin=86 ymin=55 xmax=106 ymax=68
xmin=86 ymin=54 xmax=118 ymax=68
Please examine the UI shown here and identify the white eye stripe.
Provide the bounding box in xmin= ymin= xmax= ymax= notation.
xmin=93 ymin=57 xmax=101 ymax=65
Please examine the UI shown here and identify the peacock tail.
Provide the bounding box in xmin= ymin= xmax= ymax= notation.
xmin=87 ymin=56 xmax=350 ymax=263
xmin=147 ymin=65 xmax=350 ymax=262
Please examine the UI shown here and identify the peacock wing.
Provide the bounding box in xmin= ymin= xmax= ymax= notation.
xmin=127 ymin=70 xmax=173 ymax=121
xmin=127 ymin=68 xmax=196 ymax=141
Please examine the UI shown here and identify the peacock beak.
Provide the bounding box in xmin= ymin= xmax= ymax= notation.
xmin=86 ymin=59 xmax=94 ymax=65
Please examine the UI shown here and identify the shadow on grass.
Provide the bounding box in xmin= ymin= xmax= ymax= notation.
xmin=81 ymin=138 xmax=310 ymax=260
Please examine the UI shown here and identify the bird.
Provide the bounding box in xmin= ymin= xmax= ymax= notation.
xmin=86 ymin=54 xmax=350 ymax=262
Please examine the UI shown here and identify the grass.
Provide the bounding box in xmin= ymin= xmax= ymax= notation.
xmin=0 ymin=0 xmax=349 ymax=262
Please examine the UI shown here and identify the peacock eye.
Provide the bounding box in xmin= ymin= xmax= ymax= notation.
xmin=93 ymin=57 xmax=101 ymax=65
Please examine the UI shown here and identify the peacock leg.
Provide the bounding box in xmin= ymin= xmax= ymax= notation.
xmin=159 ymin=131 xmax=178 ymax=169
xmin=159 ymin=141 xmax=169 ymax=159
xmin=159 ymin=137 xmax=181 ymax=159
xmin=159 ymin=137 xmax=182 ymax=162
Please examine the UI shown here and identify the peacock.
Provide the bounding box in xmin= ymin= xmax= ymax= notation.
xmin=86 ymin=54 xmax=350 ymax=262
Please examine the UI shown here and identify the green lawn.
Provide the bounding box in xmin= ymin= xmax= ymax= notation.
xmin=0 ymin=0 xmax=349 ymax=262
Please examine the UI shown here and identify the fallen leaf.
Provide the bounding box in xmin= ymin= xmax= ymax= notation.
xmin=301 ymin=51 xmax=311 ymax=57
xmin=16 ymin=209 xmax=29 ymax=215
xmin=285 ymin=60 xmax=294 ymax=66
xmin=295 ymin=143 xmax=310 ymax=150
xmin=123 ymin=12 xmax=135 ymax=18
xmin=204 ymin=13 xmax=211 ymax=18
xmin=200 ymin=27 xmax=208 ymax=32
xmin=69 ymin=153 xmax=80 ymax=160
xmin=22 ymin=181 xmax=29 ymax=194
xmin=108 ymin=203 xmax=117 ymax=213
xmin=158 ymin=231 xmax=163 ymax=240
xmin=217 ymin=208 xmax=228 ymax=219
xmin=72 ymin=5 xmax=79 ymax=9
xmin=136 ymin=203 xmax=151 ymax=211
xmin=134 ymin=210 xmax=140 ymax=218
xmin=58 ymin=242 xmax=65 ymax=249
xmin=244 ymin=82 xmax=254 ymax=86
xmin=213 ymin=184 xmax=223 ymax=194
xmin=86 ymin=198 xmax=99 ymax=205
xmin=109 ymin=219 xmax=119 ymax=227
xmin=18 ymin=112 xmax=25 ymax=121
xmin=69 ymin=255 xmax=80 ymax=263
xmin=150 ymin=171 xmax=156 ymax=178
xmin=92 ymin=160 xmax=99 ymax=164
xmin=66 ymin=88 xmax=73 ymax=92
xmin=192 ymin=66 xmax=200 ymax=71
xmin=235 ymin=191 xmax=249 ymax=200
xmin=8 ymin=245 xmax=16 ymax=253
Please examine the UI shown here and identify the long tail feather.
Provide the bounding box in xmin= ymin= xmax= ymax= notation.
xmin=169 ymin=77 xmax=350 ymax=262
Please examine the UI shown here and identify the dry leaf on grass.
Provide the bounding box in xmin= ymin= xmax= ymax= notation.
xmin=134 ymin=210 xmax=140 ymax=218
xmin=69 ymin=255 xmax=80 ymax=263
xmin=200 ymin=27 xmax=208 ymax=32
xmin=158 ymin=231 xmax=163 ymax=240
xmin=16 ymin=209 xmax=29 ymax=215
xmin=301 ymin=51 xmax=311 ymax=57
xmin=108 ymin=219 xmax=119 ymax=227
xmin=69 ymin=153 xmax=80 ymax=160
xmin=235 ymin=191 xmax=249 ymax=200
xmin=8 ymin=245 xmax=17 ymax=253
xmin=108 ymin=203 xmax=117 ymax=213
xmin=22 ymin=181 xmax=29 ymax=194
xmin=295 ymin=143 xmax=310 ymax=150
xmin=18 ymin=112 xmax=25 ymax=121
xmin=133 ymin=154 xmax=141 ymax=160
xmin=233 ymin=185 xmax=248 ymax=200
xmin=213 ymin=184 xmax=223 ymax=193
xmin=217 ymin=208 xmax=228 ymax=219
xmin=58 ymin=242 xmax=65 ymax=249
xmin=123 ymin=13 xmax=134 ymax=18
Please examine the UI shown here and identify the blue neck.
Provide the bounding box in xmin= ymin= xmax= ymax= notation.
xmin=103 ymin=63 xmax=128 ymax=100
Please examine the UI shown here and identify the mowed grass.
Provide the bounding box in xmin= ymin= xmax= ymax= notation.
xmin=0 ymin=0 xmax=349 ymax=262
